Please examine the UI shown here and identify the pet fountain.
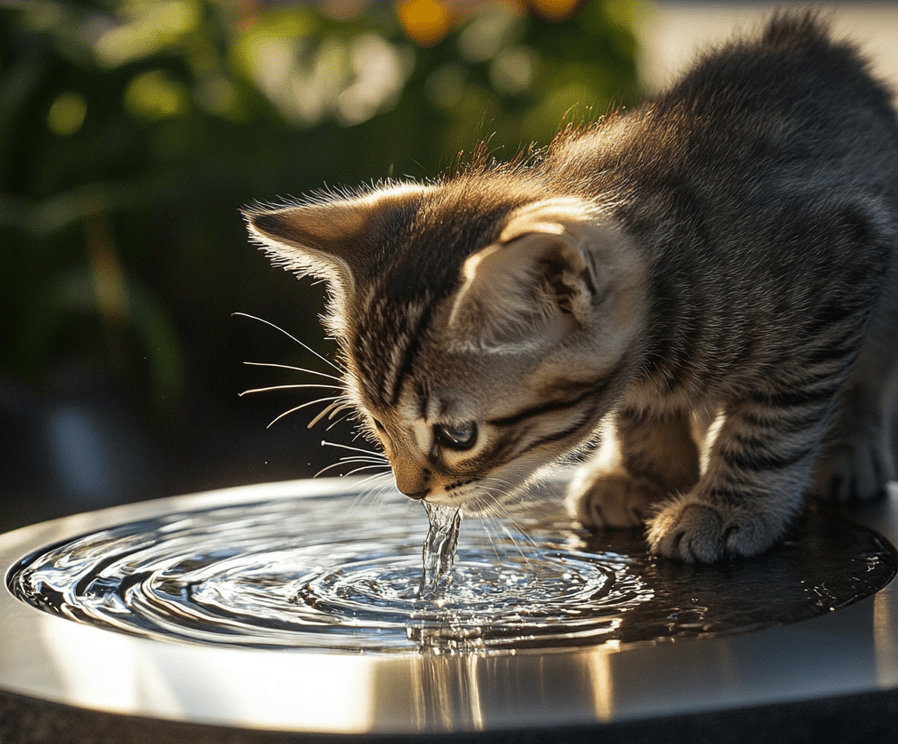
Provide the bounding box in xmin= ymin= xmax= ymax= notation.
xmin=1 ymin=475 xmax=897 ymax=742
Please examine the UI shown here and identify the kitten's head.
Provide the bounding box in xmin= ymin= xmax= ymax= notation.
xmin=244 ymin=174 xmax=645 ymax=513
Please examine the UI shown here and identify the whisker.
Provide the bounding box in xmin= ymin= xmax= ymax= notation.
xmin=315 ymin=459 xmax=390 ymax=478
xmin=462 ymin=476 xmax=542 ymax=564
xmin=321 ymin=440 xmax=382 ymax=457
xmin=329 ymin=403 xmax=351 ymax=420
xmin=267 ymin=397 xmax=341 ymax=428
xmin=240 ymin=383 xmax=341 ymax=396
xmin=308 ymin=399 xmax=348 ymax=429
xmin=498 ymin=521 xmax=540 ymax=565
xmin=350 ymin=473 xmax=396 ymax=509
xmin=343 ymin=463 xmax=393 ymax=477
xmin=481 ymin=482 xmax=543 ymax=561
xmin=339 ymin=455 xmax=388 ymax=465
xmin=354 ymin=471 xmax=394 ymax=488
xmin=232 ymin=312 xmax=342 ymax=372
xmin=476 ymin=513 xmax=504 ymax=559
xmin=325 ymin=411 xmax=355 ymax=430
xmin=315 ymin=460 xmax=359 ymax=477
xmin=243 ymin=361 xmax=344 ymax=384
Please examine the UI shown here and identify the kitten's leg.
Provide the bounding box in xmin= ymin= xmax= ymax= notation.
xmin=647 ymin=389 xmax=832 ymax=562
xmin=812 ymin=330 xmax=898 ymax=501
xmin=567 ymin=411 xmax=700 ymax=528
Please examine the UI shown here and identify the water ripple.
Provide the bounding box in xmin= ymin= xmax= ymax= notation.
xmin=8 ymin=493 xmax=896 ymax=654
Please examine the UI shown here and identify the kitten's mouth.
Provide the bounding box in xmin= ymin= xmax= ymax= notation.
xmin=423 ymin=492 xmax=467 ymax=509
xmin=423 ymin=489 xmax=501 ymax=516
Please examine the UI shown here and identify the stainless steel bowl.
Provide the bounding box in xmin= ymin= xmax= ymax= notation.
xmin=1 ymin=478 xmax=897 ymax=738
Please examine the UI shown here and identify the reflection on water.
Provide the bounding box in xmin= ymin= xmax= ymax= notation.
xmin=8 ymin=492 xmax=896 ymax=654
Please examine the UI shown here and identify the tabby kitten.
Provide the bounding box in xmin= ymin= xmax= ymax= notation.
xmin=244 ymin=13 xmax=898 ymax=562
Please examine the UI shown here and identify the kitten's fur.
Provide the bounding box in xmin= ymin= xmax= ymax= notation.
xmin=244 ymin=13 xmax=898 ymax=562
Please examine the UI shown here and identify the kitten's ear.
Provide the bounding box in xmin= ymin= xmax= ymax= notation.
xmin=447 ymin=201 xmax=629 ymax=351
xmin=448 ymin=208 xmax=608 ymax=350
xmin=242 ymin=185 xmax=428 ymax=299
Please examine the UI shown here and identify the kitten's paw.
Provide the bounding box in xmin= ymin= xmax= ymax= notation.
xmin=646 ymin=497 xmax=782 ymax=563
xmin=812 ymin=438 xmax=894 ymax=502
xmin=567 ymin=471 xmax=666 ymax=528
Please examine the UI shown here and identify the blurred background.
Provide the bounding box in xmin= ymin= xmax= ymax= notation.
xmin=1 ymin=0 xmax=896 ymax=532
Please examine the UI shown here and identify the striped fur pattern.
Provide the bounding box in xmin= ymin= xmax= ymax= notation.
xmin=244 ymin=13 xmax=898 ymax=562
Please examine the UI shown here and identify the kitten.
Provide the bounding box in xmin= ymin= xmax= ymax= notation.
xmin=243 ymin=13 xmax=898 ymax=562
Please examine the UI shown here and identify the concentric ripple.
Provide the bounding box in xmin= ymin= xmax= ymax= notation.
xmin=8 ymin=490 xmax=897 ymax=654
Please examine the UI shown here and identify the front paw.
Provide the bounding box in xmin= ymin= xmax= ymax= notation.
xmin=567 ymin=471 xmax=666 ymax=528
xmin=646 ymin=496 xmax=784 ymax=563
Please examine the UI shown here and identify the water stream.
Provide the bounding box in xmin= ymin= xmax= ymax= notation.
xmin=8 ymin=489 xmax=896 ymax=654
xmin=418 ymin=502 xmax=462 ymax=598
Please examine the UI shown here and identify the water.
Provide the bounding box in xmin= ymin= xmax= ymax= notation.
xmin=8 ymin=491 xmax=896 ymax=654
xmin=419 ymin=502 xmax=462 ymax=598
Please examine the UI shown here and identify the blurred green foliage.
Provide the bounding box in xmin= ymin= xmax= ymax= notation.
xmin=0 ymin=0 xmax=642 ymax=427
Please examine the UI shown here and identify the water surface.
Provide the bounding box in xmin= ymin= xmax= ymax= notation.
xmin=9 ymin=491 xmax=895 ymax=654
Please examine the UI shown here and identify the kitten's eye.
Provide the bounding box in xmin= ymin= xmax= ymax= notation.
xmin=434 ymin=421 xmax=478 ymax=451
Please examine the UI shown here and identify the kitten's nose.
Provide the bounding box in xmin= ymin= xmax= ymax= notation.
xmin=394 ymin=463 xmax=430 ymax=500
xmin=401 ymin=488 xmax=430 ymax=501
